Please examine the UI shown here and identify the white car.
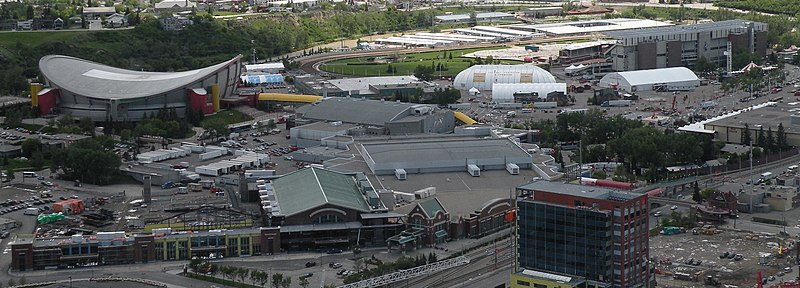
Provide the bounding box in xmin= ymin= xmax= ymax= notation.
xmin=653 ymin=211 xmax=662 ymax=217
xmin=670 ymin=205 xmax=678 ymax=210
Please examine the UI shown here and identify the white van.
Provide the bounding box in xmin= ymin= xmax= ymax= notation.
xmin=24 ymin=207 xmax=40 ymax=216
xmin=789 ymin=165 xmax=798 ymax=172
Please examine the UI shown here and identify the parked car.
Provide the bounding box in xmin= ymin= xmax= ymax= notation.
xmin=305 ymin=261 xmax=317 ymax=268
xmin=327 ymin=249 xmax=343 ymax=254
xmin=300 ymin=272 xmax=313 ymax=279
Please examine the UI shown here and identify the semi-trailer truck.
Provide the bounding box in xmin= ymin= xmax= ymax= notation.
xmin=600 ymin=100 xmax=632 ymax=107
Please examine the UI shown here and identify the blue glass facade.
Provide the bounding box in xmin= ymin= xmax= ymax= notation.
xmin=517 ymin=201 xmax=613 ymax=283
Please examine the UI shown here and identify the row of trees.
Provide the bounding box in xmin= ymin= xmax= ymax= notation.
xmin=741 ymin=122 xmax=789 ymax=153
xmin=511 ymin=110 xmax=722 ymax=182
xmin=188 ymin=259 xmax=325 ymax=288
xmin=344 ymin=253 xmax=438 ymax=284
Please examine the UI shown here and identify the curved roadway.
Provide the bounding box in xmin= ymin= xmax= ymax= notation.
xmin=297 ymin=35 xmax=592 ymax=74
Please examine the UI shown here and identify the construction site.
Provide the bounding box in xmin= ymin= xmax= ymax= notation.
xmin=652 ymin=226 xmax=800 ymax=287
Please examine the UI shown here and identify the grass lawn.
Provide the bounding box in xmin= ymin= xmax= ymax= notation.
xmin=319 ymin=47 xmax=522 ymax=77
xmin=200 ymin=109 xmax=254 ymax=126
xmin=0 ymin=31 xmax=86 ymax=47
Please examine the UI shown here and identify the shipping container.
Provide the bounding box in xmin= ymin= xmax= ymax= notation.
xmin=245 ymin=170 xmax=277 ymax=178
xmin=533 ymin=102 xmax=557 ymax=109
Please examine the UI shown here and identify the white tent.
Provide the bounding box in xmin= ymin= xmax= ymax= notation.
xmin=491 ymin=83 xmax=567 ymax=103
xmin=469 ymin=87 xmax=481 ymax=96
xmin=565 ymin=64 xmax=588 ymax=74
xmin=598 ymin=67 xmax=699 ymax=92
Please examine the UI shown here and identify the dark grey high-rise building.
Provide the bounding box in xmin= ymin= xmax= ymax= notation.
xmin=515 ymin=181 xmax=653 ymax=288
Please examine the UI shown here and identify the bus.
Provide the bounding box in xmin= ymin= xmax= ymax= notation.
xmin=22 ymin=172 xmax=38 ymax=178
xmin=759 ymin=172 xmax=774 ymax=180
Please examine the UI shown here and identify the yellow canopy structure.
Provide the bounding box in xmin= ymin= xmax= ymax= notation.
xmin=258 ymin=93 xmax=323 ymax=104
xmin=454 ymin=111 xmax=477 ymax=125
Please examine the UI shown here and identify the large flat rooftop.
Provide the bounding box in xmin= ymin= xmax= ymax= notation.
xmin=604 ymin=19 xmax=763 ymax=39
xmin=517 ymin=181 xmax=639 ymax=201
xmin=703 ymin=102 xmax=800 ymax=134
xmin=511 ymin=18 xmax=671 ymax=35
xmin=361 ymin=138 xmax=530 ymax=164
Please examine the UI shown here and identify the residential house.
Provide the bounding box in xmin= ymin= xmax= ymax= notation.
xmin=154 ymin=0 xmax=197 ymax=14
xmin=106 ymin=13 xmax=127 ymax=27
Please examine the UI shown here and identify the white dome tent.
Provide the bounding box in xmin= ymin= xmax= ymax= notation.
xmin=469 ymin=87 xmax=481 ymax=96
xmin=453 ymin=64 xmax=556 ymax=91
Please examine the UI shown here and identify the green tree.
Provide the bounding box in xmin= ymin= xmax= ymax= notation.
xmin=742 ymin=123 xmax=752 ymax=145
xmin=6 ymin=169 xmax=14 ymax=181
xmin=299 ymin=276 xmax=309 ymax=288
xmin=413 ymin=64 xmax=433 ymax=81
xmin=591 ymin=169 xmax=607 ymax=179
xmin=237 ymin=267 xmax=249 ymax=284
xmin=757 ymin=126 xmax=765 ymax=147
xmin=766 ymin=127 xmax=775 ymax=152
xmin=271 ymin=273 xmax=284 ymax=288
xmin=120 ymin=129 xmax=133 ymax=142
xmin=30 ymin=151 xmax=44 ymax=171
xmin=78 ymin=117 xmax=95 ymax=135
xmin=694 ymin=56 xmax=715 ymax=73
xmin=692 ymin=181 xmax=702 ymax=203
xmin=777 ymin=122 xmax=788 ymax=150
xmin=20 ymin=138 xmax=41 ymax=157
xmin=202 ymin=120 xmax=229 ymax=142
xmin=49 ymin=137 xmax=121 ymax=185
xmin=281 ymin=277 xmax=291 ymax=288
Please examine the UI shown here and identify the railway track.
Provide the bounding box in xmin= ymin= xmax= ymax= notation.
xmin=396 ymin=238 xmax=514 ymax=288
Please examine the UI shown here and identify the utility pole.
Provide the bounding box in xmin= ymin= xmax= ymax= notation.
xmin=251 ymin=39 xmax=256 ymax=64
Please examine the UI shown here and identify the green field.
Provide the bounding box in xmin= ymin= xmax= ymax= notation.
xmin=0 ymin=30 xmax=86 ymax=47
xmin=200 ymin=109 xmax=254 ymax=127
xmin=319 ymin=47 xmax=523 ymax=77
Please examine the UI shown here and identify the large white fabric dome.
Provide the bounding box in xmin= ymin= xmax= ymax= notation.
xmin=454 ymin=64 xmax=556 ymax=91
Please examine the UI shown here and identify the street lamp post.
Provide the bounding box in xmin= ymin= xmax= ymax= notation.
xmin=69 ymin=276 xmax=72 ymax=288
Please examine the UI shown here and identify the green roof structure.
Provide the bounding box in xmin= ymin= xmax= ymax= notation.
xmin=271 ymin=167 xmax=371 ymax=216
xmin=418 ymin=197 xmax=447 ymax=219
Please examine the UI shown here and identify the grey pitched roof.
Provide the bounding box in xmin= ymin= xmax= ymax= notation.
xmin=271 ymin=167 xmax=371 ymax=216
xmin=296 ymin=98 xmax=413 ymax=126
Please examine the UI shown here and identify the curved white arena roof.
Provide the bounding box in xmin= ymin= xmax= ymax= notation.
xmin=39 ymin=55 xmax=241 ymax=100
xmin=454 ymin=64 xmax=556 ymax=91
xmin=599 ymin=67 xmax=699 ymax=91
